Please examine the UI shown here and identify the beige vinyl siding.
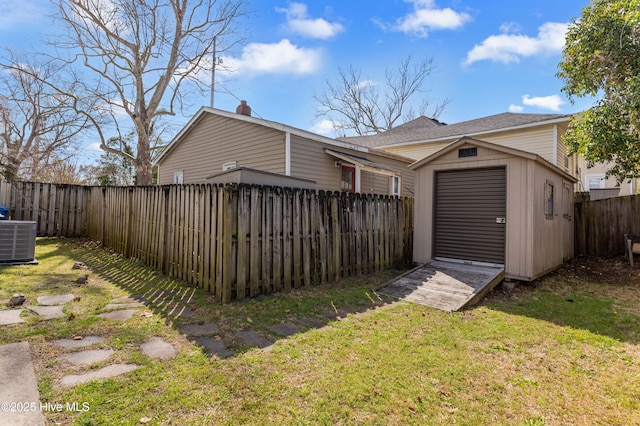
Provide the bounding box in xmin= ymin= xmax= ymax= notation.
xmin=383 ymin=126 xmax=563 ymax=169
xmin=384 ymin=141 xmax=451 ymax=161
xmin=413 ymin=141 xmax=574 ymax=281
xmin=158 ymin=114 xmax=285 ymax=184
xmin=479 ymin=126 xmax=556 ymax=165
xmin=289 ymin=135 xmax=415 ymax=196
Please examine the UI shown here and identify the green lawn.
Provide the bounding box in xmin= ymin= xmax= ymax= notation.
xmin=1 ymin=238 xmax=639 ymax=425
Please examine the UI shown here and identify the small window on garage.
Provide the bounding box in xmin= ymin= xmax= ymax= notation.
xmin=173 ymin=171 xmax=184 ymax=184
xmin=545 ymin=180 xmax=554 ymax=218
xmin=390 ymin=175 xmax=401 ymax=196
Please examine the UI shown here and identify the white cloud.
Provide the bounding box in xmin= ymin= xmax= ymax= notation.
xmin=276 ymin=3 xmax=344 ymax=39
xmin=394 ymin=0 xmax=472 ymax=37
xmin=311 ymin=119 xmax=343 ymax=136
xmin=0 ymin=0 xmax=46 ymax=27
xmin=522 ymin=94 xmax=565 ymax=111
xmin=219 ymin=39 xmax=322 ymax=76
xmin=464 ymin=22 xmax=568 ymax=65
xmin=87 ymin=142 xmax=103 ymax=152
xmin=508 ymin=104 xmax=524 ymax=113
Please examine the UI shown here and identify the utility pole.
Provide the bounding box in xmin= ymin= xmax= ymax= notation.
xmin=210 ymin=38 xmax=218 ymax=108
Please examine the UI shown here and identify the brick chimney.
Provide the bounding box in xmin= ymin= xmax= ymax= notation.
xmin=236 ymin=100 xmax=251 ymax=116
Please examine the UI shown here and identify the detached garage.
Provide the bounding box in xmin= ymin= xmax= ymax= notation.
xmin=411 ymin=137 xmax=576 ymax=281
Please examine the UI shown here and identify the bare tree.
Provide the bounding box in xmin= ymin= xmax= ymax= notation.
xmin=44 ymin=0 xmax=247 ymax=185
xmin=0 ymin=58 xmax=91 ymax=182
xmin=314 ymin=56 xmax=449 ymax=137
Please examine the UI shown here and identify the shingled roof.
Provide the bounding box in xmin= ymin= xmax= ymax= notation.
xmin=339 ymin=112 xmax=572 ymax=148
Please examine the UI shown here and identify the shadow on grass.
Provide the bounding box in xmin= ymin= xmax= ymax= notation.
xmin=483 ymin=257 xmax=640 ymax=345
xmin=63 ymin=238 xmax=400 ymax=358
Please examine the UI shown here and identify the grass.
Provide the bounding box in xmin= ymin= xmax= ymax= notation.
xmin=1 ymin=238 xmax=639 ymax=425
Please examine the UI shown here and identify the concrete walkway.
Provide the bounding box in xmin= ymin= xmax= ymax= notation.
xmin=0 ymin=342 xmax=45 ymax=426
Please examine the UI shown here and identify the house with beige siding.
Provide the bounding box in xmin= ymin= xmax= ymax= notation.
xmin=341 ymin=112 xmax=578 ymax=179
xmin=155 ymin=103 xmax=415 ymax=196
xmin=341 ymin=112 xmax=639 ymax=198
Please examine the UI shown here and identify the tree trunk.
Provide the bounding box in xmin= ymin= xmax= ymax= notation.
xmin=136 ymin=133 xmax=153 ymax=186
xmin=3 ymin=157 xmax=20 ymax=182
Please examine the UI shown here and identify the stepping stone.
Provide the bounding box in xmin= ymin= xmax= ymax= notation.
xmin=59 ymin=349 xmax=114 ymax=366
xmin=179 ymin=322 xmax=219 ymax=337
xmin=54 ymin=336 xmax=105 ymax=349
xmin=0 ymin=342 xmax=46 ymax=425
xmin=37 ymin=294 xmax=75 ymax=306
xmin=193 ymin=336 xmax=234 ymax=359
xmin=60 ymin=364 xmax=141 ymax=387
xmin=140 ymin=338 xmax=177 ymax=360
xmin=0 ymin=309 xmax=25 ymax=326
xmin=299 ymin=317 xmax=325 ymax=329
xmin=104 ymin=302 xmax=145 ymax=311
xmin=28 ymin=305 xmax=66 ymax=319
xmin=235 ymin=330 xmax=273 ymax=349
xmin=268 ymin=323 xmax=302 ymax=336
xmin=111 ymin=296 xmax=146 ymax=304
xmin=98 ymin=309 xmax=138 ymax=321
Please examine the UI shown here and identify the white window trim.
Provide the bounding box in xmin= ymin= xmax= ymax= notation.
xmin=586 ymin=173 xmax=605 ymax=190
xmin=173 ymin=171 xmax=184 ymax=184
xmin=390 ymin=175 xmax=401 ymax=196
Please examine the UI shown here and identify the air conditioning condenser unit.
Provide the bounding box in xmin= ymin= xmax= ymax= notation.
xmin=0 ymin=221 xmax=38 ymax=265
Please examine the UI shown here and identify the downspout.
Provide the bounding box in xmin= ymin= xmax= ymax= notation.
xmin=285 ymin=132 xmax=291 ymax=176
xmin=553 ymin=124 xmax=558 ymax=167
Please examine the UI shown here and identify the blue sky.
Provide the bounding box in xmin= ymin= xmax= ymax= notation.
xmin=0 ymin=0 xmax=595 ymax=162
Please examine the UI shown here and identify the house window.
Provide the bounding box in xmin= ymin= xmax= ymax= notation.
xmin=545 ymin=180 xmax=554 ymax=218
xmin=391 ymin=175 xmax=401 ymax=196
xmin=173 ymin=171 xmax=184 ymax=184
xmin=587 ymin=174 xmax=605 ymax=190
xmin=340 ymin=165 xmax=355 ymax=193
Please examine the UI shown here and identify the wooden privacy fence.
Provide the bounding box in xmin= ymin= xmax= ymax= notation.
xmin=86 ymin=184 xmax=414 ymax=302
xmin=575 ymin=194 xmax=640 ymax=256
xmin=0 ymin=181 xmax=89 ymax=236
xmin=2 ymin=180 xmax=413 ymax=302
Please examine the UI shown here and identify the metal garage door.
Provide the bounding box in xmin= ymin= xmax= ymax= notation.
xmin=434 ymin=167 xmax=506 ymax=264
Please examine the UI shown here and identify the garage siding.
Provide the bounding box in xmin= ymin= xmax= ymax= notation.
xmin=434 ymin=167 xmax=506 ymax=264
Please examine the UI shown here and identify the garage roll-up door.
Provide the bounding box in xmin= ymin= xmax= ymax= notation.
xmin=434 ymin=167 xmax=506 ymax=264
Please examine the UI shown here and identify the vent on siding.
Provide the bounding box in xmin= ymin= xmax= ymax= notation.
xmin=458 ymin=147 xmax=477 ymax=158
xmin=222 ymin=161 xmax=237 ymax=171
xmin=0 ymin=221 xmax=37 ymax=264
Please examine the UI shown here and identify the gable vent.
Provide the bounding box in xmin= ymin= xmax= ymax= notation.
xmin=458 ymin=147 xmax=478 ymax=158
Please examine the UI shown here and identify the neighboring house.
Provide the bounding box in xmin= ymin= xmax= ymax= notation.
xmin=341 ymin=112 xmax=639 ymax=198
xmin=579 ymin=160 xmax=638 ymax=199
xmin=410 ymin=137 xmax=577 ymax=281
xmin=155 ymin=103 xmax=415 ymax=196
xmin=340 ymin=112 xmax=578 ymax=180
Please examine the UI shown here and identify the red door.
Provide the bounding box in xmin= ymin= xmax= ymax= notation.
xmin=341 ymin=165 xmax=355 ymax=193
